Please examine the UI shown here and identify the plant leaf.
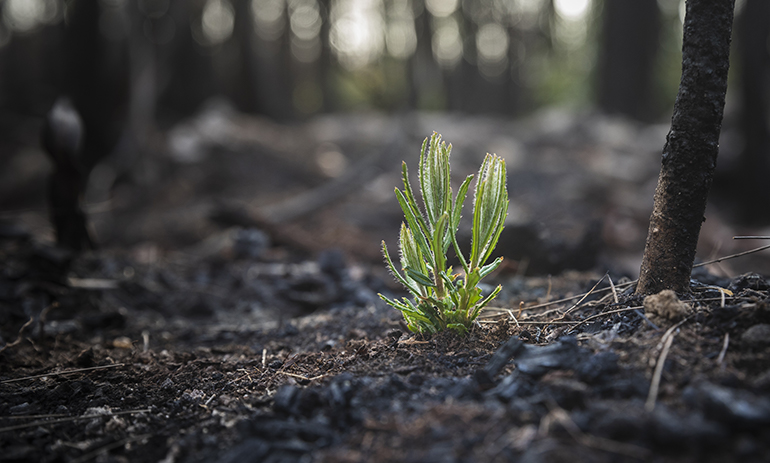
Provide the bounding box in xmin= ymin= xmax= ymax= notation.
xmin=405 ymin=266 xmax=436 ymax=287
xmin=381 ymin=240 xmax=421 ymax=296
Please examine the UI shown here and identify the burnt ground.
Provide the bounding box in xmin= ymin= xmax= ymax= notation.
xmin=1 ymin=109 xmax=770 ymax=462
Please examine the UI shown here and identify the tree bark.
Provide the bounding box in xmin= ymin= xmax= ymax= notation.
xmin=636 ymin=0 xmax=735 ymax=295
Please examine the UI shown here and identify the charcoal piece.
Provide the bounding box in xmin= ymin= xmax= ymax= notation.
xmin=729 ymin=273 xmax=770 ymax=292
xmin=576 ymin=351 xmax=620 ymax=384
xmin=217 ymin=438 xmax=270 ymax=463
xmin=683 ymin=382 xmax=770 ymax=429
xmin=488 ymin=372 xmax=533 ymax=403
xmin=514 ymin=336 xmax=584 ymax=377
xmin=474 ymin=336 xmax=525 ymax=388
xmin=650 ymin=405 xmax=726 ymax=451
xmin=273 ymin=385 xmax=300 ymax=415
xmin=588 ymin=404 xmax=645 ymax=443
xmin=741 ymin=324 xmax=770 ymax=347
xmin=545 ymin=377 xmax=588 ymax=410
xmin=233 ymin=228 xmax=270 ymax=260
xmin=248 ymin=416 xmax=335 ymax=444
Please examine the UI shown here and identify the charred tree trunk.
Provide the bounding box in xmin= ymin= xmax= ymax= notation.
xmin=636 ymin=0 xmax=735 ymax=295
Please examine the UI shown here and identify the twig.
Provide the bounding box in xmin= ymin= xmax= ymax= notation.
xmin=733 ymin=236 xmax=770 ymax=239
xmin=512 ymin=244 xmax=770 ymax=317
xmin=565 ymin=306 xmax=644 ymax=334
xmin=477 ymin=319 xmax=575 ymax=325
xmin=694 ymin=243 xmax=770 ymax=268
xmin=716 ymin=332 xmax=729 ymax=366
xmin=645 ymin=325 xmax=680 ymax=412
xmin=397 ymin=338 xmax=430 ymax=345
xmin=279 ymin=371 xmax=329 ymax=382
xmin=634 ymin=309 xmax=659 ymax=330
xmin=0 ymin=316 xmax=34 ymax=354
xmin=0 ymin=409 xmax=151 ymax=433
xmin=520 ymin=280 xmax=637 ymax=316
xmin=555 ymin=273 xmax=609 ymax=321
xmin=0 ymin=413 xmax=69 ymax=420
xmin=506 ymin=309 xmax=520 ymax=328
xmin=1 ymin=364 xmax=125 ymax=384
xmin=608 ymin=274 xmax=619 ymax=304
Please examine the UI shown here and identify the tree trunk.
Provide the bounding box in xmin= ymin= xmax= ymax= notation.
xmin=636 ymin=0 xmax=735 ymax=295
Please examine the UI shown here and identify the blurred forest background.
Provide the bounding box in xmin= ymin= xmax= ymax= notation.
xmin=0 ymin=0 xmax=696 ymax=123
xmin=0 ymin=0 xmax=769 ymax=270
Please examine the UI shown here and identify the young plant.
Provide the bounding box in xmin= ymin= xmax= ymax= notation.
xmin=379 ymin=132 xmax=508 ymax=335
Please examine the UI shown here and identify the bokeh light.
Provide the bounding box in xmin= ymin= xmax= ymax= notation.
xmin=553 ymin=0 xmax=590 ymax=21
xmin=252 ymin=0 xmax=286 ymax=41
xmin=200 ymin=0 xmax=235 ymax=46
xmin=432 ymin=17 xmax=462 ymax=69
xmin=3 ymin=0 xmax=59 ymax=33
xmin=385 ymin=0 xmax=416 ymax=59
xmin=425 ymin=0 xmax=458 ymax=18
xmin=476 ymin=22 xmax=509 ymax=78
xmin=329 ymin=0 xmax=385 ymax=70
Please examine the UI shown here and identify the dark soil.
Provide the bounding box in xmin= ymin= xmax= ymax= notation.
xmin=1 ymin=110 xmax=770 ymax=462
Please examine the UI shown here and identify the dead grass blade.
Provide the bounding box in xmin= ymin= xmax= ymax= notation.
xmin=645 ymin=321 xmax=686 ymax=412
xmin=1 ymin=364 xmax=125 ymax=384
xmin=0 ymin=408 xmax=151 ymax=433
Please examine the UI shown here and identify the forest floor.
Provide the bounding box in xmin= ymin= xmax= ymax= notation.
xmin=1 ymin=108 xmax=770 ymax=462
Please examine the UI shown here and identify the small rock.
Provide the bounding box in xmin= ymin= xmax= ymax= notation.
xmin=112 ymin=336 xmax=133 ymax=349
xmin=741 ymin=324 xmax=770 ymax=346
xmin=644 ymin=290 xmax=690 ymax=322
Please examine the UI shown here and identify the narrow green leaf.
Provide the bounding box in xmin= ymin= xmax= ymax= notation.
xmin=401 ymin=162 xmax=431 ymax=238
xmin=470 ymin=284 xmax=503 ymax=320
xmin=405 ymin=266 xmax=436 ymax=287
xmin=478 ymin=256 xmax=503 ymax=279
xmin=381 ymin=241 xmax=421 ymax=296
xmin=395 ymin=189 xmax=433 ymax=261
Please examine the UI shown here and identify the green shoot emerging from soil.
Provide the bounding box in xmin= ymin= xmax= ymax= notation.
xmin=379 ymin=132 xmax=508 ymax=335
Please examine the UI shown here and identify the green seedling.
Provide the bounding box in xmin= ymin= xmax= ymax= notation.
xmin=379 ymin=132 xmax=508 ymax=335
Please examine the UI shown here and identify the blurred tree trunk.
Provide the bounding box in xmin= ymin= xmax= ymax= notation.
xmin=408 ymin=2 xmax=442 ymax=109
xmin=317 ymin=0 xmax=333 ymax=112
xmin=62 ymin=0 xmax=130 ymax=174
xmin=636 ymin=0 xmax=735 ymax=295
xmin=735 ymin=0 xmax=770 ymax=223
xmin=597 ymin=0 xmax=660 ymax=122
